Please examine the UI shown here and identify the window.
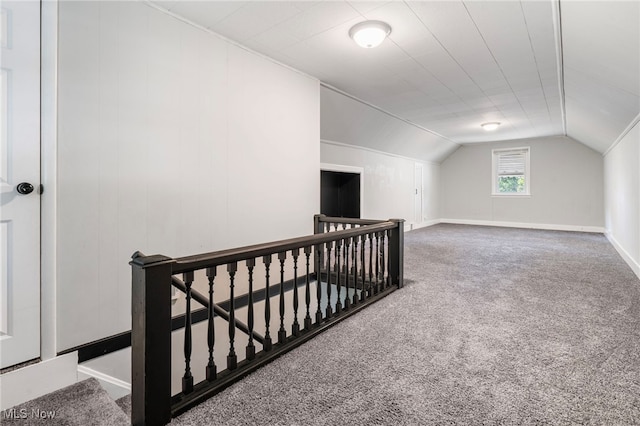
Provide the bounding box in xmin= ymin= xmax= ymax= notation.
xmin=492 ymin=147 xmax=530 ymax=196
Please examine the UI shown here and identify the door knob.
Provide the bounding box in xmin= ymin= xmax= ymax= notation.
xmin=16 ymin=182 xmax=34 ymax=195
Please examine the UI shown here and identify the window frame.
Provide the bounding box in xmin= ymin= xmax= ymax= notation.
xmin=491 ymin=147 xmax=531 ymax=197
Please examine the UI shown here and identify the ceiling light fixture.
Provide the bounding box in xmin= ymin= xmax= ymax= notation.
xmin=481 ymin=122 xmax=501 ymax=131
xmin=349 ymin=21 xmax=392 ymax=48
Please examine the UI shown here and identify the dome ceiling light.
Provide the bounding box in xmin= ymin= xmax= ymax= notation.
xmin=481 ymin=122 xmax=501 ymax=131
xmin=349 ymin=21 xmax=392 ymax=48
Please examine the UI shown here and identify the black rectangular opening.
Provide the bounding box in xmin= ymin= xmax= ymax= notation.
xmin=320 ymin=171 xmax=360 ymax=218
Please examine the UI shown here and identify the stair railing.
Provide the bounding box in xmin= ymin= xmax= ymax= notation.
xmin=130 ymin=215 xmax=404 ymax=425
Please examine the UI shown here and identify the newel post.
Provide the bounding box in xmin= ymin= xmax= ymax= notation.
xmin=131 ymin=252 xmax=175 ymax=426
xmin=313 ymin=214 xmax=326 ymax=235
xmin=388 ymin=219 xmax=405 ymax=288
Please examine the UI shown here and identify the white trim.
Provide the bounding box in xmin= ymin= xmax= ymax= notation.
xmin=143 ymin=1 xmax=318 ymax=84
xmin=440 ymin=218 xmax=605 ymax=234
xmin=603 ymin=113 xmax=640 ymax=157
xmin=320 ymin=163 xmax=364 ymax=175
xmin=320 ymin=163 xmax=365 ymax=218
xmin=551 ymin=0 xmax=567 ymax=136
xmin=605 ymin=231 xmax=640 ymax=280
xmin=40 ymin=0 xmax=58 ymax=362
xmin=321 ymin=139 xmax=439 ymax=166
xmin=407 ymin=219 xmax=441 ymax=231
xmin=0 ymin=353 xmax=78 ymax=410
xmin=77 ymin=365 xmax=131 ymax=400
xmin=320 ymin=83 xmax=458 ymax=146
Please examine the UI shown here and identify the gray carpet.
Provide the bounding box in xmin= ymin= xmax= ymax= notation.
xmin=115 ymin=395 xmax=131 ymax=419
xmin=2 ymin=378 xmax=129 ymax=425
xmin=171 ymin=224 xmax=640 ymax=425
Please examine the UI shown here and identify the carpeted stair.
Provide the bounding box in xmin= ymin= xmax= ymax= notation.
xmin=115 ymin=394 xmax=131 ymax=419
xmin=2 ymin=378 xmax=130 ymax=425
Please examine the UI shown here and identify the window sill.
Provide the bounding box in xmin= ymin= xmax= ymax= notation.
xmin=491 ymin=194 xmax=531 ymax=198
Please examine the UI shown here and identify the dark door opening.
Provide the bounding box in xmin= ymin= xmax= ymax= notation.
xmin=320 ymin=170 xmax=360 ymax=218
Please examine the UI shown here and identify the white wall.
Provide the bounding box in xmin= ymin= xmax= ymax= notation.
xmin=56 ymin=1 xmax=319 ymax=350
xmin=319 ymin=86 xmax=444 ymax=228
xmin=440 ymin=136 xmax=604 ymax=231
xmin=321 ymin=142 xmax=440 ymax=229
xmin=604 ymin=121 xmax=640 ymax=278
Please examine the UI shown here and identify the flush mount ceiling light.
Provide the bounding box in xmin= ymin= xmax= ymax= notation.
xmin=481 ymin=122 xmax=501 ymax=131
xmin=349 ymin=21 xmax=392 ymax=48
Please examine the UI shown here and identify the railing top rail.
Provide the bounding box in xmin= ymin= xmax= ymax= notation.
xmin=316 ymin=215 xmax=386 ymax=226
xmin=169 ymin=220 xmax=398 ymax=274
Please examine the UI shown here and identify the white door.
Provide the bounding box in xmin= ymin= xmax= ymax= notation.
xmin=0 ymin=0 xmax=41 ymax=369
xmin=414 ymin=163 xmax=423 ymax=225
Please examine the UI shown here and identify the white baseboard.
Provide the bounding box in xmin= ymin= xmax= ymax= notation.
xmin=439 ymin=218 xmax=605 ymax=234
xmin=407 ymin=219 xmax=441 ymax=231
xmin=605 ymin=231 xmax=640 ymax=280
xmin=0 ymin=353 xmax=78 ymax=410
xmin=77 ymin=365 xmax=131 ymax=400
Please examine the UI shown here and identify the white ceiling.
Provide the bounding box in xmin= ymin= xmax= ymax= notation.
xmin=150 ymin=0 xmax=640 ymax=154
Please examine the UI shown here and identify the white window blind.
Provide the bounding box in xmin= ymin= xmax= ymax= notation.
xmin=492 ymin=147 xmax=530 ymax=195
xmin=496 ymin=150 xmax=527 ymax=176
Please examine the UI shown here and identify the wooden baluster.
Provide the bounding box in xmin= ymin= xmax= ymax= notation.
xmin=379 ymin=230 xmax=386 ymax=290
xmin=348 ymin=223 xmax=358 ymax=291
xmin=182 ymin=271 xmax=194 ymax=394
xmin=360 ymin=234 xmax=366 ymax=302
xmin=227 ymin=262 xmax=238 ymax=370
xmin=304 ymin=246 xmax=313 ymax=330
xmin=263 ymin=255 xmax=273 ymax=351
xmin=381 ymin=230 xmax=386 ymax=289
xmin=291 ymin=248 xmax=300 ymax=336
xmin=350 ymin=224 xmax=356 ymax=275
xmin=325 ymin=241 xmax=333 ymax=318
xmin=206 ymin=267 xmax=217 ymax=381
xmin=335 ymin=239 xmax=342 ymax=314
xmin=246 ymin=259 xmax=256 ymax=361
xmin=375 ymin=231 xmax=380 ymax=293
xmin=352 ymin=235 xmax=358 ymax=306
xmin=385 ymin=230 xmax=390 ymax=288
xmin=315 ymin=244 xmax=324 ymax=324
xmin=343 ymin=231 xmax=348 ymax=277
xmin=368 ymin=233 xmax=374 ymax=296
xmin=344 ymin=237 xmax=351 ymax=310
xmin=278 ymin=252 xmax=287 ymax=344
xmin=387 ymin=229 xmax=394 ymax=287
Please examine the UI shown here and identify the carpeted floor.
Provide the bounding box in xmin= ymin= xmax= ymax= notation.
xmin=8 ymin=225 xmax=639 ymax=425
xmin=171 ymin=224 xmax=640 ymax=425
xmin=2 ymin=378 xmax=129 ymax=425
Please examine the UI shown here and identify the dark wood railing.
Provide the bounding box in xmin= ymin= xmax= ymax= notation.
xmin=130 ymin=214 xmax=404 ymax=425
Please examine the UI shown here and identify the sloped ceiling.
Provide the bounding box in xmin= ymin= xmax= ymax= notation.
xmin=149 ymin=0 xmax=640 ymax=156
xmin=561 ymin=1 xmax=639 ymax=153
xmin=321 ymin=85 xmax=459 ymax=162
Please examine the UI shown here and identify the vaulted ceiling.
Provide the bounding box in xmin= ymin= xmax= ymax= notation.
xmin=150 ymin=0 xmax=640 ymax=154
